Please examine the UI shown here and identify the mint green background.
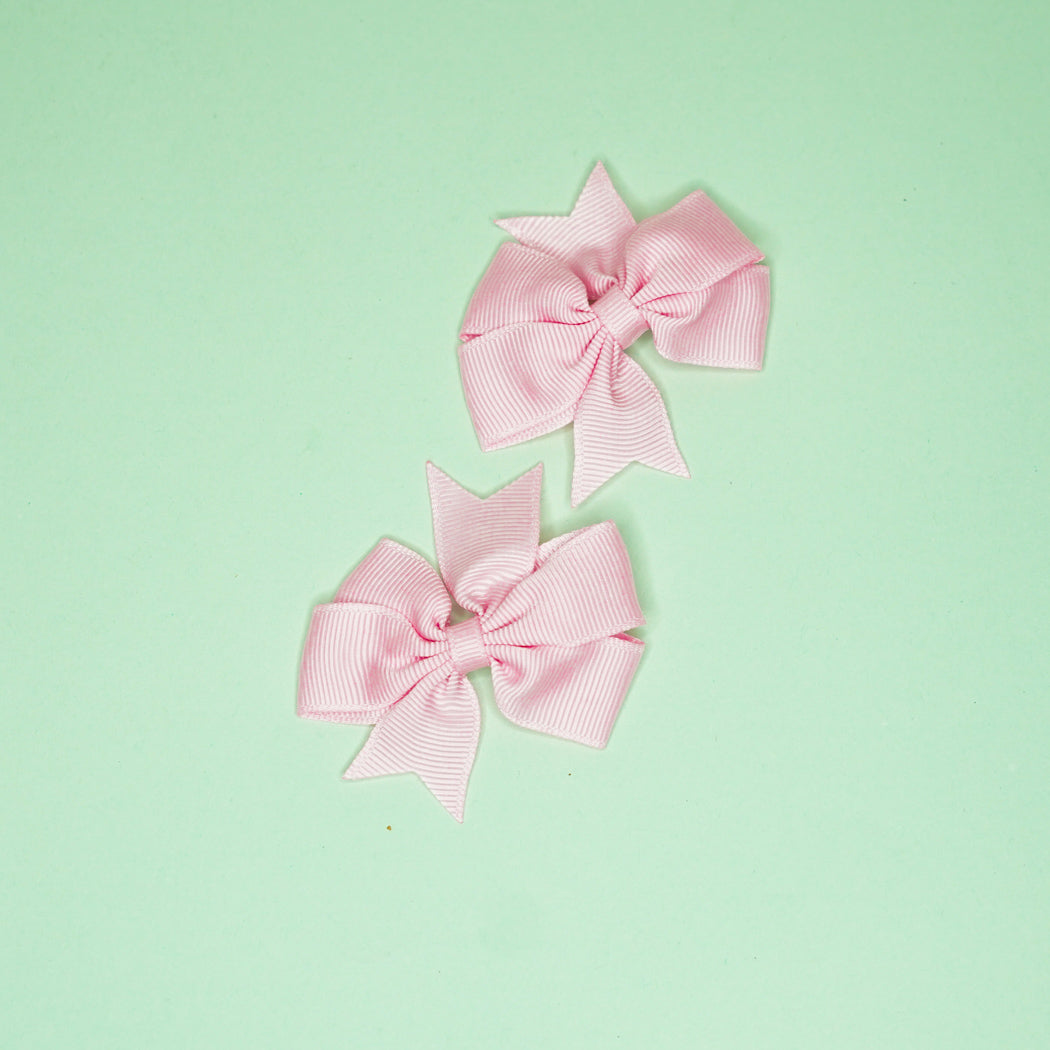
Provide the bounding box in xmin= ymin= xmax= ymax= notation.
xmin=3 ymin=2 xmax=1047 ymax=1047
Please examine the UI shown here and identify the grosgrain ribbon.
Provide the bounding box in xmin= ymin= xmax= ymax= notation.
xmin=298 ymin=463 xmax=645 ymax=821
xmin=459 ymin=162 xmax=770 ymax=505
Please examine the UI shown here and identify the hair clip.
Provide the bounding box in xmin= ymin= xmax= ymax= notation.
xmin=459 ymin=162 xmax=770 ymax=505
xmin=298 ymin=463 xmax=645 ymax=821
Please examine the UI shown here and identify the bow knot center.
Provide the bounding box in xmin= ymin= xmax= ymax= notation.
xmin=445 ymin=615 xmax=490 ymax=676
xmin=590 ymin=285 xmax=648 ymax=349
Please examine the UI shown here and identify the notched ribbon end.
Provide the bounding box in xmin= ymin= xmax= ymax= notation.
xmin=569 ymin=440 xmax=690 ymax=507
xmin=344 ymin=752 xmax=468 ymax=823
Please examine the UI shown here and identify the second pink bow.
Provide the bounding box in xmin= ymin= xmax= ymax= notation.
xmin=460 ymin=163 xmax=770 ymax=505
xmin=298 ymin=463 xmax=645 ymax=820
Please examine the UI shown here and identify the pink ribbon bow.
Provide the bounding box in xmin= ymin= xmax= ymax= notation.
xmin=459 ymin=162 xmax=770 ymax=505
xmin=298 ymin=463 xmax=645 ymax=821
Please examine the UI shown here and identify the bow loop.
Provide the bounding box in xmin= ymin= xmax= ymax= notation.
xmin=643 ymin=263 xmax=770 ymax=369
xmin=483 ymin=521 xmax=645 ymax=648
xmin=459 ymin=245 xmax=605 ymax=453
xmin=461 ymin=243 xmax=592 ymax=339
xmin=334 ymin=538 xmax=450 ymax=635
xmin=489 ymin=635 xmax=644 ymax=748
xmin=621 ymin=190 xmax=764 ymax=304
xmin=298 ymin=540 xmax=452 ymax=725
xmin=624 ymin=191 xmax=770 ymax=369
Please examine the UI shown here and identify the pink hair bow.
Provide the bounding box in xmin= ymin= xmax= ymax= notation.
xmin=460 ymin=163 xmax=770 ymax=505
xmin=298 ymin=463 xmax=645 ymax=821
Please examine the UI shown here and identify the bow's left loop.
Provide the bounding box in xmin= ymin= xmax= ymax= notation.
xmin=298 ymin=539 xmax=482 ymax=821
xmin=483 ymin=521 xmax=646 ymax=747
xmin=298 ymin=540 xmax=452 ymax=723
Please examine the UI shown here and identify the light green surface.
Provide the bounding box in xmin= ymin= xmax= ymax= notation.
xmin=3 ymin=2 xmax=1048 ymax=1047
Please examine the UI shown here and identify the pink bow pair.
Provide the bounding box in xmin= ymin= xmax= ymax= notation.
xmin=460 ymin=163 xmax=770 ymax=505
xmin=298 ymin=464 xmax=645 ymax=820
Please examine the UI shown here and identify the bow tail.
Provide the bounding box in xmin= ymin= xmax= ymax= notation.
xmin=345 ymin=671 xmax=481 ymax=822
xmin=571 ymin=345 xmax=689 ymax=506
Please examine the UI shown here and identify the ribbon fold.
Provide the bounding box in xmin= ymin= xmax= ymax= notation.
xmin=460 ymin=162 xmax=770 ymax=505
xmin=298 ymin=463 xmax=645 ymax=821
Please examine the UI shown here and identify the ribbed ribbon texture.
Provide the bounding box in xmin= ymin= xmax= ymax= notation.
xmin=460 ymin=162 xmax=770 ymax=505
xmin=298 ymin=463 xmax=645 ymax=821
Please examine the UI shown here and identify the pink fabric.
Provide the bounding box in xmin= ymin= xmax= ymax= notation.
xmin=298 ymin=463 xmax=645 ymax=821
xmin=460 ymin=162 xmax=770 ymax=505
